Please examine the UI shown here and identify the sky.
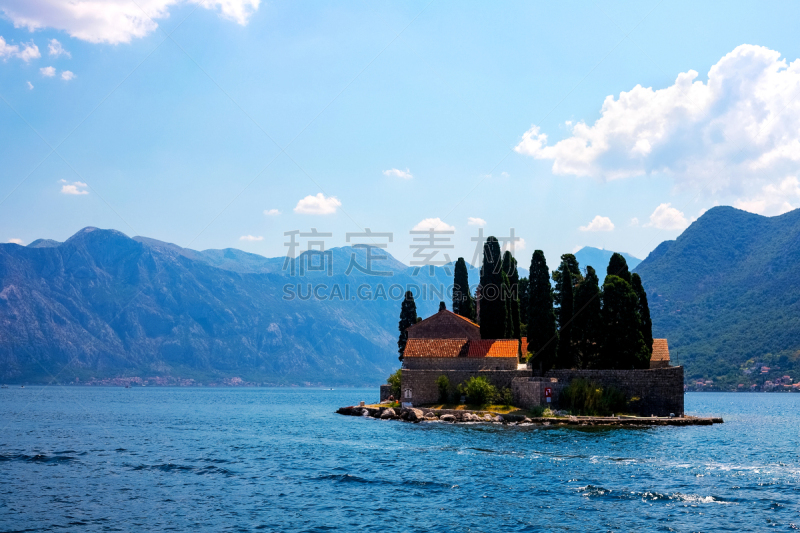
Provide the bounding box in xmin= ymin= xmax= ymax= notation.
xmin=2 ymin=0 xmax=800 ymax=268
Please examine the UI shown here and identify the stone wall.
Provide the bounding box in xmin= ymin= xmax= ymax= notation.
xmin=403 ymin=357 xmax=518 ymax=371
xmin=379 ymin=384 xmax=392 ymax=402
xmin=513 ymin=367 xmax=684 ymax=416
xmin=401 ymin=369 xmax=530 ymax=405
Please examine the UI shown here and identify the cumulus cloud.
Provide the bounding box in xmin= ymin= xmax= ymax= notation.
xmin=383 ymin=168 xmax=413 ymax=179
xmin=0 ymin=36 xmax=40 ymax=61
xmin=734 ymin=176 xmax=800 ymax=216
xmin=579 ymin=215 xmax=614 ymax=232
xmin=40 ymin=65 xmax=55 ymax=77
xmin=60 ymin=180 xmax=88 ymax=195
xmin=47 ymin=38 xmax=70 ymax=58
xmin=8 ymin=238 xmax=23 ymax=245
xmin=630 ymin=217 xmax=639 ymax=226
xmin=263 ymin=208 xmax=280 ymax=216
xmin=515 ymin=44 xmax=800 ymax=201
xmin=239 ymin=235 xmax=263 ymax=241
xmin=293 ymin=193 xmax=341 ymax=215
xmin=0 ymin=0 xmax=261 ymax=45
xmin=412 ymin=218 xmax=455 ymax=232
xmin=467 ymin=217 xmax=486 ymax=227
xmin=645 ymin=203 xmax=689 ymax=230
xmin=61 ymin=70 xmax=75 ymax=80
xmin=26 ymin=81 xmax=33 ymax=89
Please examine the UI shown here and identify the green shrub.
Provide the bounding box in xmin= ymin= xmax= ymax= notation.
xmin=387 ymin=369 xmax=401 ymax=399
xmin=559 ymin=378 xmax=627 ymax=416
xmin=495 ymin=387 xmax=514 ymax=407
xmin=436 ymin=375 xmax=450 ymax=403
xmin=458 ymin=376 xmax=497 ymax=406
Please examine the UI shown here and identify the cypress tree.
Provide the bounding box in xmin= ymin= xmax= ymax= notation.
xmin=501 ymin=271 xmax=513 ymax=338
xmin=607 ymin=253 xmax=631 ymax=283
xmin=502 ymin=251 xmax=521 ymax=340
xmin=479 ymin=237 xmax=506 ymax=339
xmin=452 ymin=257 xmax=475 ymax=321
xmin=600 ymin=275 xmax=649 ymax=369
xmin=397 ymin=291 xmax=418 ymax=361
xmin=552 ymin=254 xmax=582 ymax=326
xmin=556 ymin=264 xmax=574 ymax=368
xmin=631 ymin=273 xmax=654 ymax=357
xmin=527 ymin=250 xmax=558 ymax=371
xmin=519 ymin=277 xmax=529 ymax=327
xmin=572 ymin=266 xmax=602 ymax=369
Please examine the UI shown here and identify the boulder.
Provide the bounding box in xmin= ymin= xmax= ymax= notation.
xmin=423 ymin=412 xmax=438 ymax=420
xmin=440 ymin=414 xmax=456 ymax=423
xmin=404 ymin=408 xmax=425 ymax=422
xmin=380 ymin=408 xmax=396 ymax=419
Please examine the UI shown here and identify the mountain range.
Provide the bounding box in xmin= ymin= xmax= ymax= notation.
xmin=2 ymin=206 xmax=799 ymax=388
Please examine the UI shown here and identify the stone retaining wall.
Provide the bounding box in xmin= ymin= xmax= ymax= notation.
xmin=401 ymin=369 xmax=530 ymax=405
xmin=513 ymin=367 xmax=684 ymax=416
xmin=379 ymin=384 xmax=392 ymax=402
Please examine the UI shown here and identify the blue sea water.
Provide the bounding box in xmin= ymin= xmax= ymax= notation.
xmin=0 ymin=388 xmax=798 ymax=532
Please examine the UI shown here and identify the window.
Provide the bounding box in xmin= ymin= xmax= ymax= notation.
xmin=404 ymin=389 xmax=412 ymax=399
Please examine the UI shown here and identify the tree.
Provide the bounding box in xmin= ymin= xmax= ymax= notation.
xmin=452 ymin=257 xmax=475 ymax=321
xmin=436 ymin=375 xmax=451 ymax=403
xmin=607 ymin=253 xmax=631 ymax=283
xmin=556 ymin=264 xmax=575 ymax=368
xmin=601 ymin=275 xmax=649 ymax=369
xmin=519 ymin=277 xmax=529 ymax=326
xmin=387 ymin=369 xmax=402 ymax=398
xmin=397 ymin=291 xmax=418 ymax=360
xmin=502 ymin=251 xmax=521 ymax=340
xmin=501 ymin=271 xmax=513 ymax=338
xmin=438 ymin=301 xmax=446 ymax=312
xmin=632 ymin=273 xmax=654 ymax=357
xmin=479 ymin=237 xmax=506 ymax=339
xmin=552 ymin=253 xmax=582 ymax=326
xmin=527 ymin=250 xmax=558 ymax=371
xmin=572 ymin=266 xmax=603 ymax=369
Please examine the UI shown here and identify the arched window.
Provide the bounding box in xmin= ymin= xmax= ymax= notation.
xmin=404 ymin=389 xmax=412 ymax=399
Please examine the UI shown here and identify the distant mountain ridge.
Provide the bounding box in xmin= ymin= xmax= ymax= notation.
xmin=635 ymin=206 xmax=800 ymax=386
xmin=0 ymin=227 xmax=459 ymax=385
xmin=575 ymin=247 xmax=641 ymax=272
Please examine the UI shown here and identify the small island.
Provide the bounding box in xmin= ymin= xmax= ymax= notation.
xmin=339 ymin=240 xmax=723 ymax=427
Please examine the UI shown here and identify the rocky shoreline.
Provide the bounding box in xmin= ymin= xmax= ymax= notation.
xmin=336 ymin=405 xmax=724 ymax=426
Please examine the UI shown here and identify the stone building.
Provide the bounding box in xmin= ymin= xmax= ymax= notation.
xmin=397 ymin=308 xmax=683 ymax=416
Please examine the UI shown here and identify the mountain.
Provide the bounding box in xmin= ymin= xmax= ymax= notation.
xmin=0 ymin=227 xmax=464 ymax=385
xmin=634 ymin=206 xmax=800 ymax=388
xmin=575 ymin=247 xmax=642 ymax=272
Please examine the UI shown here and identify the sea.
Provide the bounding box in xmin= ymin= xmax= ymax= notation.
xmin=1 ymin=388 xmax=798 ymax=532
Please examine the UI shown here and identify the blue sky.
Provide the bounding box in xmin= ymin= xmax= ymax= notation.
xmin=2 ymin=1 xmax=800 ymax=267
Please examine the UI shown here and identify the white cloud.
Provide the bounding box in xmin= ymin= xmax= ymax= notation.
xmin=239 ymin=235 xmax=263 ymax=241
xmin=263 ymin=208 xmax=280 ymax=216
xmin=645 ymin=203 xmax=689 ymax=230
xmin=571 ymin=245 xmax=582 ymax=254
xmin=0 ymin=36 xmax=40 ymax=61
xmin=26 ymin=81 xmax=33 ymax=90
xmin=579 ymin=215 xmax=615 ymax=232
xmin=0 ymin=0 xmax=261 ymax=44
xmin=630 ymin=217 xmax=639 ymax=226
xmin=467 ymin=217 xmax=486 ymax=227
xmin=293 ymin=193 xmax=341 ymax=215
xmin=383 ymin=168 xmax=413 ymax=179
xmin=515 ymin=44 xmax=800 ymax=201
xmin=8 ymin=238 xmax=23 ymax=245
xmin=40 ymin=66 xmax=55 ymax=77
xmin=60 ymin=180 xmax=88 ymax=195
xmin=734 ymin=176 xmax=800 ymax=216
xmin=61 ymin=70 xmax=75 ymax=81
xmin=412 ymin=217 xmax=455 ymax=232
xmin=48 ymin=38 xmax=70 ymax=58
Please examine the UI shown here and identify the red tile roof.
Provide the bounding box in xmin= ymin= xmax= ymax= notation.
xmin=403 ymin=338 xmax=469 ymax=358
xmin=651 ymin=338 xmax=670 ymax=362
xmin=467 ymin=339 xmax=520 ymax=358
xmin=403 ymin=338 xmax=519 ymax=358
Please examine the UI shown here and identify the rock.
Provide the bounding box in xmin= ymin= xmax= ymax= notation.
xmin=424 ymin=412 xmax=438 ymax=420
xmin=380 ymin=408 xmax=396 ymax=419
xmin=493 ymin=415 xmax=503 ymax=423
xmin=521 ymin=417 xmax=532 ymax=424
xmin=483 ymin=414 xmax=493 ymax=421
xmin=361 ymin=408 xmax=371 ymax=417
xmin=405 ymin=408 xmax=425 ymax=422
xmin=440 ymin=414 xmax=456 ymax=423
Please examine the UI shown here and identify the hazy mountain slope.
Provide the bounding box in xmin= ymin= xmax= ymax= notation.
xmin=634 ymin=206 xmax=800 ymax=384
xmin=0 ymin=228 xmax=459 ymax=385
xmin=575 ymin=247 xmax=642 ymax=272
